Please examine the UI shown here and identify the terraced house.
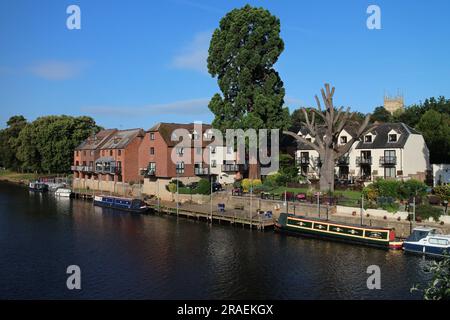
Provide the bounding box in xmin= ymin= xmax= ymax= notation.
xmin=73 ymin=128 xmax=145 ymax=184
xmin=295 ymin=123 xmax=431 ymax=183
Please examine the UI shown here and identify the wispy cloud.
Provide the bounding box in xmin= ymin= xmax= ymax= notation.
xmin=81 ymin=98 xmax=211 ymax=117
xmin=171 ymin=31 xmax=212 ymax=74
xmin=28 ymin=60 xmax=89 ymax=80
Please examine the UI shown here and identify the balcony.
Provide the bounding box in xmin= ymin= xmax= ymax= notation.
xmin=140 ymin=167 xmax=156 ymax=177
xmin=336 ymin=156 xmax=350 ymax=166
xmin=356 ymin=156 xmax=372 ymax=166
xmin=71 ymin=165 xmax=94 ymax=172
xmin=95 ymin=166 xmax=121 ymax=174
xmin=296 ymin=157 xmax=310 ymax=166
xmin=379 ymin=156 xmax=397 ymax=166
xmin=194 ymin=167 xmax=210 ymax=175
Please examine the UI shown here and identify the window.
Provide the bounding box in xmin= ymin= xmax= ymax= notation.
xmin=76 ymin=151 xmax=79 ymax=156
xmin=118 ymin=150 xmax=122 ymax=156
xmin=149 ymin=162 xmax=156 ymax=173
xmin=176 ymin=147 xmax=184 ymax=155
xmin=306 ymin=138 xmax=312 ymax=142
xmin=150 ymin=147 xmax=155 ymax=155
xmin=196 ymin=147 xmax=202 ymax=155
xmin=227 ymin=146 xmax=233 ymax=154
xmin=388 ymin=134 xmax=397 ymax=142
xmin=429 ymin=238 xmax=449 ymax=246
xmin=340 ymin=136 xmax=347 ymax=144
xmin=150 ymin=133 xmax=155 ymax=140
xmin=176 ymin=161 xmax=185 ymax=174
xmin=211 ymin=160 xmax=217 ymax=168
xmin=211 ymin=147 xmax=216 ymax=154
xmin=384 ymin=167 xmax=396 ymax=178
xmin=171 ymin=132 xmax=177 ymax=141
xmin=192 ymin=130 xmax=199 ymax=140
xmin=110 ymin=150 xmax=113 ymax=156
xmin=90 ymin=151 xmax=94 ymax=156
xmin=364 ymin=135 xmax=372 ymax=143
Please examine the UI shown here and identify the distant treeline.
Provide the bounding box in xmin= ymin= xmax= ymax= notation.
xmin=289 ymin=96 xmax=450 ymax=164
xmin=0 ymin=115 xmax=101 ymax=174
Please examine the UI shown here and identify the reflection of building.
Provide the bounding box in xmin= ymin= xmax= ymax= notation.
xmin=296 ymin=123 xmax=431 ymax=183
xmin=383 ymin=95 xmax=404 ymax=115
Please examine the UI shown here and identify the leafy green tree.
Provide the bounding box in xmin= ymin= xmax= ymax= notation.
xmin=0 ymin=115 xmax=27 ymax=170
xmin=370 ymin=106 xmax=392 ymax=123
xmin=416 ymin=110 xmax=450 ymax=164
xmin=16 ymin=115 xmax=100 ymax=173
xmin=207 ymin=4 xmax=291 ymax=179
xmin=411 ymin=254 xmax=450 ymax=300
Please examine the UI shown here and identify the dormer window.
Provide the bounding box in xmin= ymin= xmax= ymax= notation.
xmin=150 ymin=133 xmax=155 ymax=140
xmin=171 ymin=132 xmax=177 ymax=140
xmin=340 ymin=136 xmax=347 ymax=144
xmin=388 ymin=134 xmax=397 ymax=142
xmin=192 ymin=130 xmax=199 ymax=140
xmin=364 ymin=135 xmax=372 ymax=143
xmin=306 ymin=138 xmax=312 ymax=142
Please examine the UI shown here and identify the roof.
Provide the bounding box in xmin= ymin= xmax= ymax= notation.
xmin=295 ymin=123 xmax=361 ymax=151
xmin=295 ymin=122 xmax=421 ymax=151
xmin=355 ymin=123 xmax=419 ymax=149
xmin=100 ymin=128 xmax=145 ymax=150
xmin=75 ymin=129 xmax=117 ymax=151
xmin=148 ymin=122 xmax=212 ymax=147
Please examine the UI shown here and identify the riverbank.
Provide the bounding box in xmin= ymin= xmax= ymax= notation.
xmin=0 ymin=170 xmax=40 ymax=185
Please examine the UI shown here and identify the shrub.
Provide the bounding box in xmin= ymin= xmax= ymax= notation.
xmin=434 ymin=185 xmax=450 ymax=201
xmin=241 ymin=179 xmax=262 ymax=192
xmin=415 ymin=204 xmax=443 ymax=222
xmin=373 ymin=179 xmax=401 ymax=198
xmin=171 ymin=179 xmax=185 ymax=188
xmin=381 ymin=202 xmax=400 ymax=213
xmin=363 ymin=185 xmax=379 ymax=201
xmin=399 ymin=179 xmax=427 ymax=200
xmin=195 ymin=179 xmax=211 ymax=195
xmin=263 ymin=174 xmax=279 ymax=189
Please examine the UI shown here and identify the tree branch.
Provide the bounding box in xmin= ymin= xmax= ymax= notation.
xmin=282 ymin=130 xmax=322 ymax=153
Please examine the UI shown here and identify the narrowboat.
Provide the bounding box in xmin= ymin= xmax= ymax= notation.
xmin=93 ymin=195 xmax=149 ymax=213
xmin=403 ymin=227 xmax=450 ymax=257
xmin=29 ymin=182 xmax=49 ymax=192
xmin=275 ymin=213 xmax=403 ymax=250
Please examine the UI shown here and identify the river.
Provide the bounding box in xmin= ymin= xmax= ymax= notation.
xmin=0 ymin=181 xmax=431 ymax=299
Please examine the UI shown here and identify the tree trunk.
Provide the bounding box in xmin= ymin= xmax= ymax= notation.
xmin=320 ymin=151 xmax=335 ymax=192
xmin=248 ymin=162 xmax=260 ymax=180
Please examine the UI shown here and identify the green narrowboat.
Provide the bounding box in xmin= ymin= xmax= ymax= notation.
xmin=275 ymin=213 xmax=403 ymax=250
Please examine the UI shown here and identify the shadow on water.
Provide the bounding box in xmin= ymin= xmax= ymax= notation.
xmin=0 ymin=181 xmax=431 ymax=299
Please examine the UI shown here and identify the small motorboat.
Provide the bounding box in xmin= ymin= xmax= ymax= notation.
xmin=46 ymin=182 xmax=66 ymax=192
xmin=29 ymin=181 xmax=48 ymax=192
xmin=55 ymin=188 xmax=72 ymax=198
xmin=93 ymin=195 xmax=149 ymax=213
xmin=403 ymin=227 xmax=450 ymax=257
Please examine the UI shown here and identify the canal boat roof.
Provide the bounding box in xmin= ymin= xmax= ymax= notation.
xmin=286 ymin=213 xmax=395 ymax=231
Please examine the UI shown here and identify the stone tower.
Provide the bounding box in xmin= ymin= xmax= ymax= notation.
xmin=383 ymin=94 xmax=404 ymax=115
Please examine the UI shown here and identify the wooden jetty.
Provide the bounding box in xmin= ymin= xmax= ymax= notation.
xmin=146 ymin=200 xmax=274 ymax=230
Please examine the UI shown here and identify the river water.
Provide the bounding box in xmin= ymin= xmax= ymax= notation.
xmin=0 ymin=181 xmax=431 ymax=299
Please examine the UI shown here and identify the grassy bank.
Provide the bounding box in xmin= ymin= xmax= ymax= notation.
xmin=0 ymin=170 xmax=40 ymax=184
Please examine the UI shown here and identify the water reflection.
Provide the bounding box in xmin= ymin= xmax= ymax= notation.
xmin=0 ymin=181 xmax=431 ymax=299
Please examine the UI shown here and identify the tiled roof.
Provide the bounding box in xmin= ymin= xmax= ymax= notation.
xmin=100 ymin=128 xmax=145 ymax=149
xmin=355 ymin=123 xmax=419 ymax=149
xmin=148 ymin=122 xmax=212 ymax=147
xmin=75 ymin=129 xmax=117 ymax=150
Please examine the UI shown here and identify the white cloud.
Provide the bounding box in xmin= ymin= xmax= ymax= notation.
xmin=28 ymin=60 xmax=89 ymax=80
xmin=171 ymin=31 xmax=212 ymax=74
xmin=81 ymin=98 xmax=211 ymax=117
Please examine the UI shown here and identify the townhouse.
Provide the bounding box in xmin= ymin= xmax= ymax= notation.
xmin=295 ymin=122 xmax=431 ymax=183
xmin=72 ymin=128 xmax=145 ymax=184
xmin=137 ymin=123 xmax=248 ymax=195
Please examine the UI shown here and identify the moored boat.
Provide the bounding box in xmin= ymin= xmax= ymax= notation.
xmin=403 ymin=227 xmax=450 ymax=257
xmin=275 ymin=212 xmax=403 ymax=250
xmin=55 ymin=188 xmax=72 ymax=198
xmin=29 ymin=182 xmax=48 ymax=192
xmin=93 ymin=195 xmax=149 ymax=213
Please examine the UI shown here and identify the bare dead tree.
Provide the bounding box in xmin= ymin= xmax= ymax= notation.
xmin=283 ymin=83 xmax=371 ymax=192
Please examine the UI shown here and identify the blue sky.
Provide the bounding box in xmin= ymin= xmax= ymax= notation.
xmin=1 ymin=0 xmax=449 ymax=130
